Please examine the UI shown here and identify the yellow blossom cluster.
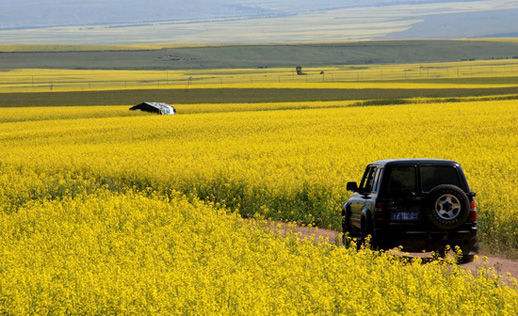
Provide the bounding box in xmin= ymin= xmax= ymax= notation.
xmin=0 ymin=98 xmax=517 ymax=312
xmin=0 ymin=192 xmax=516 ymax=314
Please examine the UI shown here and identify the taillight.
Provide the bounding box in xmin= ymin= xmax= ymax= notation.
xmin=469 ymin=199 xmax=478 ymax=222
xmin=375 ymin=202 xmax=386 ymax=212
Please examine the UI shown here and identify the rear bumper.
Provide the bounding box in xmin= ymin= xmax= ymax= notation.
xmin=375 ymin=225 xmax=479 ymax=253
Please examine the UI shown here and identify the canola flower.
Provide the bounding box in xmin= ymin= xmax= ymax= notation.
xmin=0 ymin=192 xmax=516 ymax=314
xmin=1 ymin=58 xmax=518 ymax=93
xmin=0 ymin=100 xmax=516 ymax=252
xmin=0 ymin=98 xmax=517 ymax=313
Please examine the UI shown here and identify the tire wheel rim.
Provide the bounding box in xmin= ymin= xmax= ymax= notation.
xmin=435 ymin=194 xmax=462 ymax=220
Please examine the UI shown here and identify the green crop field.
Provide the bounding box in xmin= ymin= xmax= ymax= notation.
xmin=2 ymin=87 xmax=518 ymax=107
xmin=1 ymin=40 xmax=518 ymax=70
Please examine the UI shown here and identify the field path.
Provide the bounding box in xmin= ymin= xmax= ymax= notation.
xmin=270 ymin=223 xmax=518 ymax=281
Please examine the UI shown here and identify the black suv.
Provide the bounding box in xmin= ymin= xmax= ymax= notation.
xmin=342 ymin=159 xmax=478 ymax=262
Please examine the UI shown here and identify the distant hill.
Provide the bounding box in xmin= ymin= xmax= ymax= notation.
xmin=0 ymin=0 xmax=485 ymax=29
xmin=0 ymin=0 xmax=278 ymax=29
xmin=0 ymin=1 xmax=517 ymax=44
xmin=483 ymin=32 xmax=518 ymax=38
xmin=387 ymin=9 xmax=518 ymax=39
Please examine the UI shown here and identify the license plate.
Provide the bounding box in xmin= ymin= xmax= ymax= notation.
xmin=391 ymin=211 xmax=419 ymax=222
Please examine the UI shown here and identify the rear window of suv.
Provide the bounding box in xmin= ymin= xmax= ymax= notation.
xmin=384 ymin=166 xmax=417 ymax=197
xmin=420 ymin=165 xmax=461 ymax=192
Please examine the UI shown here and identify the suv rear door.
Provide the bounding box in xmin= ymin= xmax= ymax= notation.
xmin=382 ymin=164 xmax=422 ymax=223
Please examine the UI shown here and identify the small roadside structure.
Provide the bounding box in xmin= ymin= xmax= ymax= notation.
xmin=130 ymin=102 xmax=176 ymax=115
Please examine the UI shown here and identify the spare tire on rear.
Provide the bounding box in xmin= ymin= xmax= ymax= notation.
xmin=426 ymin=185 xmax=470 ymax=230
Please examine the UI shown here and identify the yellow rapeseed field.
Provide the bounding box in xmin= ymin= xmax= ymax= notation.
xmin=0 ymin=100 xmax=516 ymax=249
xmin=1 ymin=192 xmax=516 ymax=314
xmin=2 ymin=58 xmax=518 ymax=93
xmin=0 ymin=98 xmax=517 ymax=313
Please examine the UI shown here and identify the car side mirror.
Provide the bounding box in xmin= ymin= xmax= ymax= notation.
xmin=346 ymin=182 xmax=358 ymax=192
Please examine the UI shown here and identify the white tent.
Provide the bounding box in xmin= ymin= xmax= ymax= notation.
xmin=130 ymin=102 xmax=176 ymax=115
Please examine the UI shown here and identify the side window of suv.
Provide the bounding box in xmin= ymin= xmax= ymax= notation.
xmin=360 ymin=167 xmax=379 ymax=193
xmin=359 ymin=167 xmax=371 ymax=192
xmin=420 ymin=165 xmax=461 ymax=192
xmin=373 ymin=168 xmax=383 ymax=192
xmin=385 ymin=166 xmax=416 ymax=197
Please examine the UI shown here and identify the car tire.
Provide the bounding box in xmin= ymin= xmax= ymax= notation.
xmin=459 ymin=253 xmax=475 ymax=264
xmin=426 ymin=185 xmax=470 ymax=230
xmin=357 ymin=217 xmax=366 ymax=250
xmin=358 ymin=215 xmax=373 ymax=250
xmin=341 ymin=207 xmax=353 ymax=247
xmin=437 ymin=245 xmax=475 ymax=264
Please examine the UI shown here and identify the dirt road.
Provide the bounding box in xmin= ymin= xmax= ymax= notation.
xmin=271 ymin=223 xmax=517 ymax=282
